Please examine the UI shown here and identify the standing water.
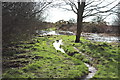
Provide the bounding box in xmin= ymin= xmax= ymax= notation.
xmin=53 ymin=39 xmax=65 ymax=53
xmin=37 ymin=30 xmax=119 ymax=79
xmin=37 ymin=30 xmax=119 ymax=43
xmin=74 ymin=47 xmax=97 ymax=80
xmin=82 ymin=33 xmax=119 ymax=43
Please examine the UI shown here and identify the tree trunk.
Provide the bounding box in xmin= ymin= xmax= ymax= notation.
xmin=75 ymin=1 xmax=85 ymax=43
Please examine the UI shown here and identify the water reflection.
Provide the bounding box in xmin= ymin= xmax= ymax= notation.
xmin=82 ymin=33 xmax=119 ymax=43
xmin=37 ymin=30 xmax=119 ymax=43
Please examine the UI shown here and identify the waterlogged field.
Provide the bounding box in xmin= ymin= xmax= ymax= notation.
xmin=2 ymin=34 xmax=119 ymax=78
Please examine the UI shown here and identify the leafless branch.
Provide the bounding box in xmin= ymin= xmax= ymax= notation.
xmin=69 ymin=0 xmax=78 ymax=10
xmin=70 ymin=4 xmax=77 ymax=14
xmin=30 ymin=2 xmax=52 ymax=17
xmin=83 ymin=1 xmax=119 ymax=18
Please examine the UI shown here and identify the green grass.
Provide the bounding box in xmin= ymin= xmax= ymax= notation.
xmin=3 ymin=34 xmax=119 ymax=78
xmin=72 ymin=39 xmax=119 ymax=78
xmin=3 ymin=35 xmax=88 ymax=78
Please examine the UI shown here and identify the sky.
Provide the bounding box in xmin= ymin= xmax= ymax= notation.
xmin=45 ymin=8 xmax=77 ymax=22
xmin=2 ymin=0 xmax=118 ymax=24
xmin=43 ymin=0 xmax=119 ymax=25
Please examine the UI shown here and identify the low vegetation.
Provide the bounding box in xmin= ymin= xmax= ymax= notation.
xmin=3 ymin=32 xmax=119 ymax=78
xmin=73 ymin=38 xmax=119 ymax=78
xmin=3 ymin=35 xmax=88 ymax=78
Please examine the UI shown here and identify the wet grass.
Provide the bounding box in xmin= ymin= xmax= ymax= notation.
xmin=72 ymin=38 xmax=119 ymax=78
xmin=3 ymin=34 xmax=119 ymax=78
xmin=2 ymin=35 xmax=88 ymax=78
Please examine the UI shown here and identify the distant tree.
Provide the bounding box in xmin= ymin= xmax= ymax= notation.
xmin=92 ymin=14 xmax=107 ymax=25
xmin=114 ymin=1 xmax=120 ymax=26
xmin=68 ymin=18 xmax=76 ymax=24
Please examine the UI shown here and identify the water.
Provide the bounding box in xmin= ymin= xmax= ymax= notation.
xmin=39 ymin=30 xmax=60 ymax=35
xmin=38 ymin=30 xmax=119 ymax=43
xmin=37 ymin=30 xmax=97 ymax=79
xmin=38 ymin=30 xmax=75 ymax=36
xmin=37 ymin=30 xmax=119 ymax=79
xmin=53 ymin=39 xmax=65 ymax=53
xmin=84 ymin=63 xmax=97 ymax=80
xmin=74 ymin=47 xmax=97 ymax=80
xmin=82 ymin=33 xmax=119 ymax=43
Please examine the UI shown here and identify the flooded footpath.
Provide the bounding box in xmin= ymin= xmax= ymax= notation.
xmin=37 ymin=30 xmax=119 ymax=78
xmin=81 ymin=33 xmax=120 ymax=43
xmin=37 ymin=30 xmax=119 ymax=43
xmin=74 ymin=47 xmax=97 ymax=80
xmin=37 ymin=30 xmax=99 ymax=79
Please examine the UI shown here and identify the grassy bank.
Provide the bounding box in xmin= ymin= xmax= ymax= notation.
xmin=73 ymin=39 xmax=119 ymax=78
xmin=3 ymin=34 xmax=119 ymax=78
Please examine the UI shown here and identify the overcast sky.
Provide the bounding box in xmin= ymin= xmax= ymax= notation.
xmin=1 ymin=0 xmax=119 ymax=24
xmin=44 ymin=0 xmax=119 ymax=25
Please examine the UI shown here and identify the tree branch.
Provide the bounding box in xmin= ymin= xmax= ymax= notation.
xmin=83 ymin=1 xmax=119 ymax=18
xmin=30 ymin=2 xmax=52 ymax=17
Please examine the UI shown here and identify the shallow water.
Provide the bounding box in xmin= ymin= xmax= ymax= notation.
xmin=74 ymin=47 xmax=97 ymax=80
xmin=39 ymin=30 xmax=60 ymax=35
xmin=38 ymin=30 xmax=97 ymax=79
xmin=53 ymin=39 xmax=65 ymax=53
xmin=38 ymin=30 xmax=119 ymax=43
xmin=84 ymin=63 xmax=97 ymax=80
xmin=37 ymin=30 xmax=119 ymax=79
xmin=82 ymin=33 xmax=119 ymax=43
xmin=38 ymin=30 xmax=75 ymax=35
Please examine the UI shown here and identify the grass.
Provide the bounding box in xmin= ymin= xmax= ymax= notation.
xmin=3 ymin=35 xmax=88 ymax=78
xmin=72 ymin=39 xmax=119 ymax=78
xmin=2 ymin=34 xmax=119 ymax=78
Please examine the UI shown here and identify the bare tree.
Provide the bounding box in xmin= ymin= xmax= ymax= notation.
xmin=114 ymin=1 xmax=120 ymax=26
xmin=62 ymin=0 xmax=119 ymax=42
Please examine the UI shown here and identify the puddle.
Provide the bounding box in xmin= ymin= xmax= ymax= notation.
xmin=37 ymin=30 xmax=75 ymax=36
xmin=37 ymin=30 xmax=98 ymax=79
xmin=36 ymin=30 xmax=118 ymax=79
xmin=37 ymin=30 xmax=119 ymax=43
xmin=53 ymin=39 xmax=65 ymax=53
xmin=74 ymin=47 xmax=97 ymax=80
xmin=38 ymin=30 xmax=60 ymax=35
xmin=84 ymin=63 xmax=97 ymax=80
xmin=82 ymin=33 xmax=119 ymax=43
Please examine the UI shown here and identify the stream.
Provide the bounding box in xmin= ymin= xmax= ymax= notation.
xmin=37 ymin=30 xmax=119 ymax=79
